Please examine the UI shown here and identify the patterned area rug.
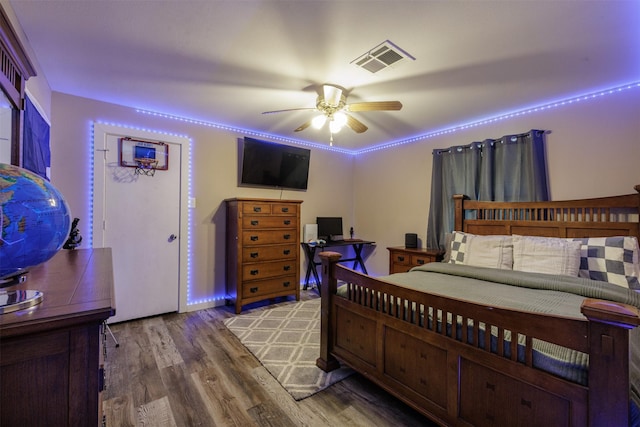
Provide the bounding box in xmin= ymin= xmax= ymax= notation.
xmin=223 ymin=298 xmax=354 ymax=400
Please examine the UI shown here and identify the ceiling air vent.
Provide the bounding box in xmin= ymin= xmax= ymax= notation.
xmin=352 ymin=40 xmax=415 ymax=74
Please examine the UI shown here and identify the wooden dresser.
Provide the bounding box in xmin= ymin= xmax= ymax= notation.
xmin=226 ymin=198 xmax=302 ymax=313
xmin=388 ymin=246 xmax=444 ymax=274
xmin=0 ymin=248 xmax=115 ymax=427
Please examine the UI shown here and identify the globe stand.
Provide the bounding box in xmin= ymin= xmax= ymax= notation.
xmin=0 ymin=289 xmax=43 ymax=314
xmin=0 ymin=273 xmax=27 ymax=288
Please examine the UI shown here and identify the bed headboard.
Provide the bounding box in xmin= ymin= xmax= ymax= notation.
xmin=453 ymin=185 xmax=640 ymax=240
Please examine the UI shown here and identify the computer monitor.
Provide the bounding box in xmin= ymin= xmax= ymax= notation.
xmin=316 ymin=217 xmax=343 ymax=241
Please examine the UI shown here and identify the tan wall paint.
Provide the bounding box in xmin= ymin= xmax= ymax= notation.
xmin=353 ymin=88 xmax=640 ymax=276
xmin=49 ymin=92 xmax=354 ymax=307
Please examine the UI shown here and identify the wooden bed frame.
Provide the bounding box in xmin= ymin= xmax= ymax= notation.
xmin=317 ymin=186 xmax=640 ymax=427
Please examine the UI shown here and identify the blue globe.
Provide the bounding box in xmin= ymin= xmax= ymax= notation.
xmin=0 ymin=163 xmax=71 ymax=280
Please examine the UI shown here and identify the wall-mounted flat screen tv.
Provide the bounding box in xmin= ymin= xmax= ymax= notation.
xmin=240 ymin=137 xmax=311 ymax=190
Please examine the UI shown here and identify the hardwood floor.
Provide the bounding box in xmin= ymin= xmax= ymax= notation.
xmin=103 ymin=292 xmax=439 ymax=426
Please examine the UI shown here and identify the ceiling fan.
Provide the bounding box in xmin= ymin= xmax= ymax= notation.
xmin=262 ymin=84 xmax=402 ymax=142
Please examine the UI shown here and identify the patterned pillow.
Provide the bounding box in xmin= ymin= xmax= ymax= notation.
xmin=448 ymin=231 xmax=468 ymax=264
xmin=571 ymin=236 xmax=640 ymax=289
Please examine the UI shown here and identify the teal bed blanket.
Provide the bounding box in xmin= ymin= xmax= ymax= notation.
xmin=337 ymin=263 xmax=640 ymax=424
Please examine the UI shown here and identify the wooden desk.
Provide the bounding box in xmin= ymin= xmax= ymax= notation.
xmin=0 ymin=248 xmax=115 ymax=426
xmin=301 ymin=240 xmax=375 ymax=289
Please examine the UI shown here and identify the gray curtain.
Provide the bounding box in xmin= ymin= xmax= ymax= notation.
xmin=426 ymin=130 xmax=549 ymax=250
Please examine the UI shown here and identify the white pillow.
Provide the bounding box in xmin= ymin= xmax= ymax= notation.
xmin=463 ymin=234 xmax=513 ymax=270
xmin=512 ymin=235 xmax=582 ymax=276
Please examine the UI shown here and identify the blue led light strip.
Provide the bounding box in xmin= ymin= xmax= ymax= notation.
xmin=90 ymin=122 xmax=211 ymax=305
xmin=135 ymin=110 xmax=353 ymax=155
xmin=138 ymin=81 xmax=640 ymax=156
xmin=358 ymin=81 xmax=640 ymax=154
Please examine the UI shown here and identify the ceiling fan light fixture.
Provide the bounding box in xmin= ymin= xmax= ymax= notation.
xmin=312 ymin=115 xmax=327 ymax=129
xmin=333 ymin=111 xmax=347 ymax=127
xmin=329 ymin=119 xmax=343 ymax=134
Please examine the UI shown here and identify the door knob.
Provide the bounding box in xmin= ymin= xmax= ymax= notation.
xmin=168 ymin=234 xmax=177 ymax=242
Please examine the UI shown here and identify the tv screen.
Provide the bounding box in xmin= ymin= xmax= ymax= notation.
xmin=240 ymin=137 xmax=310 ymax=190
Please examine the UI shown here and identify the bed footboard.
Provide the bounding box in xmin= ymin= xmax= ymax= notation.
xmin=317 ymin=252 xmax=640 ymax=427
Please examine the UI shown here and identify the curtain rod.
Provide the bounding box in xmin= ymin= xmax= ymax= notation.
xmin=432 ymin=129 xmax=547 ymax=155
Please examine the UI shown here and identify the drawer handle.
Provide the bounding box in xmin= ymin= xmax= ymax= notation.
xmin=283 ymin=265 xmax=291 ymax=271
xmin=283 ymin=281 xmax=291 ymax=287
xmin=250 ymin=235 xmax=259 ymax=241
xmin=284 ymin=220 xmax=291 ymax=225
xmin=253 ymin=207 xmax=262 ymax=212
xmin=282 ymin=207 xmax=289 ymax=212
xmin=417 ymin=259 xmax=425 ymax=265
xmin=283 ymin=234 xmax=291 ymax=240
xmin=250 ymin=269 xmax=259 ymax=275
xmin=283 ymin=249 xmax=290 ymax=255
xmin=250 ymin=252 xmax=259 ymax=258
xmin=485 ymin=382 xmax=496 ymax=391
xmin=250 ymin=287 xmax=259 ymax=293
xmin=521 ymin=398 xmax=532 ymax=408
xmin=251 ymin=220 xmax=259 ymax=226
xmin=398 ymin=256 xmax=405 ymax=262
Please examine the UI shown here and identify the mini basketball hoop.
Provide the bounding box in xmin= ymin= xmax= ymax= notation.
xmin=119 ymin=137 xmax=169 ymax=177
xmin=134 ymin=158 xmax=159 ymax=176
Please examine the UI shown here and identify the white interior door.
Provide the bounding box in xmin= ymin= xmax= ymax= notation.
xmin=93 ymin=124 xmax=188 ymax=324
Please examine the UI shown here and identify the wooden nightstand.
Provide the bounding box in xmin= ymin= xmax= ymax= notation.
xmin=387 ymin=246 xmax=444 ymax=274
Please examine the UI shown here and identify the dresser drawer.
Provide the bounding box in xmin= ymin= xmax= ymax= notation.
xmin=242 ymin=202 xmax=272 ymax=215
xmin=411 ymin=254 xmax=431 ymax=267
xmin=392 ymin=253 xmax=411 ymax=266
xmin=271 ymin=203 xmax=298 ymax=215
xmin=242 ymin=229 xmax=297 ymax=246
xmin=242 ymin=244 xmax=297 ymax=262
xmin=242 ymin=275 xmax=297 ymax=297
xmin=242 ymin=260 xmax=297 ymax=281
xmin=242 ymin=216 xmax=297 ymax=229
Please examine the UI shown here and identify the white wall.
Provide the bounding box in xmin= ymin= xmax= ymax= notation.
xmin=353 ymin=88 xmax=640 ymax=276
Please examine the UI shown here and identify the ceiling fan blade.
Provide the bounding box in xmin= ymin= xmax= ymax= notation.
xmin=294 ymin=120 xmax=312 ymax=132
xmin=323 ymin=84 xmax=343 ymax=107
xmin=262 ymin=107 xmax=315 ymax=114
xmin=345 ymin=114 xmax=368 ymax=133
xmin=347 ymin=101 xmax=403 ymax=112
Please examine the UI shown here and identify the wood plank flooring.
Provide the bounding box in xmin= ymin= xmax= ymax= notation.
xmin=103 ymin=292 xmax=439 ymax=426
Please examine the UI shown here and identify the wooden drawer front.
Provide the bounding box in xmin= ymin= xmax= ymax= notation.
xmin=459 ymin=359 xmax=569 ymax=427
xmin=392 ymin=252 xmax=411 ymax=266
xmin=242 ymin=275 xmax=297 ymax=297
xmin=242 ymin=260 xmax=296 ymax=281
xmin=384 ymin=327 xmax=447 ymax=409
xmin=242 ymin=216 xmax=297 ymax=230
xmin=272 ymin=203 xmax=298 ymax=215
xmin=335 ymin=307 xmax=376 ymax=365
xmin=242 ymin=244 xmax=297 ymax=262
xmin=241 ymin=202 xmax=272 ymax=215
xmin=242 ymin=230 xmax=297 ymax=246
xmin=411 ymin=254 xmax=432 ymax=267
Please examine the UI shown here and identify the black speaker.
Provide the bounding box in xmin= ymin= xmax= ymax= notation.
xmin=405 ymin=233 xmax=418 ymax=248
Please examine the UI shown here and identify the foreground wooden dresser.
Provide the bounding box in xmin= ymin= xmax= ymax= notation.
xmin=0 ymin=248 xmax=115 ymax=426
xmin=226 ymin=198 xmax=302 ymax=313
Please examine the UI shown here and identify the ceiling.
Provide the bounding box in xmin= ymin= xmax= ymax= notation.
xmin=9 ymin=0 xmax=640 ymax=152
